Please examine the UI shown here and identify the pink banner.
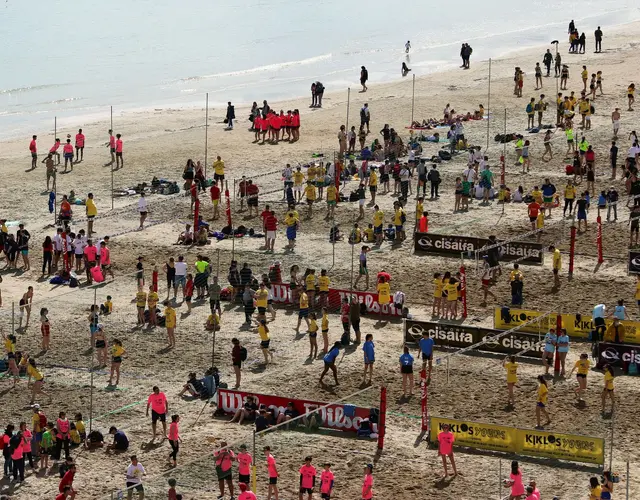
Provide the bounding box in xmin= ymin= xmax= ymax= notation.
xmin=216 ymin=388 xmax=372 ymax=432
xmin=270 ymin=283 xmax=402 ymax=317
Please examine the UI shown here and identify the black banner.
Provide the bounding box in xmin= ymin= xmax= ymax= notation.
xmin=404 ymin=319 xmax=543 ymax=358
xmin=597 ymin=342 xmax=640 ymax=369
xmin=414 ymin=233 xmax=544 ymax=264
xmin=628 ymin=251 xmax=640 ymax=275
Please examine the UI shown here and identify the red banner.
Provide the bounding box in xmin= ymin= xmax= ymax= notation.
xmin=216 ymin=388 xmax=372 ymax=432
xmin=270 ymin=283 xmax=402 ymax=317
xmin=420 ymin=369 xmax=429 ymax=432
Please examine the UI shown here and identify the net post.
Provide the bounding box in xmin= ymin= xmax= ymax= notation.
xmin=11 ymin=301 xmax=15 ymax=335
xmin=498 ymin=459 xmax=502 ymax=500
xmin=377 ymin=385 xmax=387 ymax=451
xmin=420 ymin=369 xmax=429 ymax=431
xmin=252 ymin=429 xmax=257 ymax=493
xmin=626 ymin=460 xmax=630 ymax=500
xmin=89 ymin=288 xmax=97 ymax=433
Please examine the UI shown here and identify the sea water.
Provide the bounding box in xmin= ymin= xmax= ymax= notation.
xmin=0 ymin=0 xmax=638 ymax=139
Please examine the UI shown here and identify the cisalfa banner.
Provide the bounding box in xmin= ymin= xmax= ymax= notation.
xmin=628 ymin=250 xmax=640 ymax=275
xmin=270 ymin=283 xmax=402 ymax=317
xmin=216 ymin=389 xmax=373 ymax=433
xmin=414 ymin=232 xmax=544 ymax=264
xmin=430 ymin=416 xmax=604 ymax=465
xmin=404 ymin=319 xmax=543 ymax=357
xmin=494 ymin=307 xmax=640 ymax=343
xmin=596 ymin=342 xmax=640 ymax=369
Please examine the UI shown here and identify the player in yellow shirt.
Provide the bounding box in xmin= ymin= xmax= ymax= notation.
xmin=163 ymin=300 xmax=177 ymax=348
xmin=393 ymin=202 xmax=406 ymax=242
xmin=369 ymin=167 xmax=378 ymax=204
xmin=377 ymin=278 xmax=391 ymax=306
xmin=535 ymin=376 xmax=551 ymax=428
xmin=321 ymin=307 xmax=329 ymax=353
xmin=318 ymin=269 xmax=330 ymax=309
xmin=569 ymin=353 xmax=590 ymax=402
xmin=326 ymin=183 xmax=337 ymax=218
xmin=308 ymin=312 xmax=319 ymax=358
xmin=373 ymin=205 xmax=384 ymax=246
xmin=502 ymin=355 xmax=518 ymax=406
xmin=255 ymin=283 xmax=269 ymax=318
xmin=432 ymin=272 xmax=443 ymax=317
xmin=212 ymin=155 xmax=225 ymax=182
xmin=316 ymin=163 xmax=326 ymax=200
xmin=295 ymin=290 xmax=311 ymax=333
xmin=304 ymin=181 xmax=317 ymax=217
xmin=581 ymin=65 xmax=588 ymax=91
xmin=284 ymin=210 xmax=300 ymax=251
xmin=293 ymin=167 xmax=305 ymax=202
xmin=147 ymin=285 xmax=159 ymax=327
xmin=27 ymin=358 xmax=50 ymax=405
xmin=415 ymin=197 xmax=424 ymax=229
xmin=443 ymin=277 xmax=458 ymax=320
xmin=531 ymin=187 xmax=543 ymax=204
xmin=254 ymin=318 xmax=273 ymax=365
xmin=363 ymin=224 xmax=374 ymax=242
xmin=549 ymin=245 xmax=561 ymax=288
xmin=135 ymin=287 xmax=147 ymax=326
xmin=86 ymin=192 xmax=97 ymax=236
xmin=305 ymin=270 xmax=316 ymax=309
xmin=602 ymin=365 xmax=615 ymax=414
xmin=307 ymin=163 xmax=317 ymax=184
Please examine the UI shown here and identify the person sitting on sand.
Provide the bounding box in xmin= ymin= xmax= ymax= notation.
xmin=178 ymin=372 xmax=206 ymax=398
xmin=205 ymin=312 xmax=220 ymax=331
xmin=401 ymin=62 xmax=411 ymax=77
xmin=176 ymin=225 xmax=193 ymax=245
xmin=196 ymin=227 xmax=209 ymax=245
xmin=229 ymin=395 xmax=258 ymax=424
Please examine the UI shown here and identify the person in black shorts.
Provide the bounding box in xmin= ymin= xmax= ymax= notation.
xmin=630 ymin=205 xmax=640 ymax=247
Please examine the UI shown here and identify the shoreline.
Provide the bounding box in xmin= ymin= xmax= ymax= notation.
xmin=2 ymin=16 xmax=640 ymax=145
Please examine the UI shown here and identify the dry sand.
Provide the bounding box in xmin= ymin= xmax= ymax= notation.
xmin=1 ymin=20 xmax=640 ymax=500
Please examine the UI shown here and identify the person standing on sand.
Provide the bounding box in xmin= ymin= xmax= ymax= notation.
xmin=362 ymin=464 xmax=374 ymax=500
xmin=554 ymin=52 xmax=562 ymax=78
xmin=543 ymin=49 xmax=553 ymax=77
xmin=29 ymin=135 xmax=37 ymax=170
xmin=226 ymin=102 xmax=235 ymax=130
xmin=107 ymin=129 xmax=116 ymax=165
xmin=50 ymin=137 xmax=61 ymax=165
xmin=115 ymin=133 xmax=124 ymax=169
xmin=62 ymin=138 xmax=74 ymax=172
xmin=437 ymin=424 xmax=457 ymax=478
xmin=405 ymin=40 xmax=411 ymax=53
xmin=360 ymin=66 xmax=368 ymax=92
xmin=360 ymin=103 xmax=370 ymax=134
xmin=535 ymin=376 xmax=551 ymax=428
xmin=75 ymin=128 xmax=85 ymax=162
xmin=595 ymin=26 xmax=603 ymax=52
xmin=146 ymin=386 xmax=168 ymax=439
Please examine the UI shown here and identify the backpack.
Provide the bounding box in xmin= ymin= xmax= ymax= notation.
xmin=360 ymin=108 xmax=366 ymax=121
xmin=438 ymin=150 xmax=451 ymax=160
xmin=526 ymin=103 xmax=533 ymax=113
xmin=590 ymin=105 xmax=595 ymax=114
xmin=8 ymin=434 xmax=21 ymax=453
xmin=400 ymin=211 xmax=407 ymax=224
xmin=39 ymin=412 xmax=47 ymax=430
xmin=240 ymin=346 xmax=248 ymax=361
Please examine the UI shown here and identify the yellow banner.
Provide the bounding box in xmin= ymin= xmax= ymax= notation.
xmin=430 ymin=416 xmax=604 ymax=465
xmin=429 ymin=417 xmax=517 ymax=454
xmin=517 ymin=428 xmax=604 ymax=465
xmin=493 ymin=307 xmax=640 ymax=343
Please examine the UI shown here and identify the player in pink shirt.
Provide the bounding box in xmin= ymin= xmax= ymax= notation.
xmin=320 ymin=463 xmax=334 ymax=499
xmin=505 ymin=460 xmax=525 ymax=499
xmin=526 ymin=479 xmax=540 ymax=500
xmin=168 ymin=414 xmax=180 ymax=466
xmin=107 ymin=129 xmax=116 ymax=165
xmin=237 ymin=444 xmax=253 ymax=485
xmin=62 ymin=139 xmax=74 ymax=172
xmin=19 ymin=422 xmax=34 ymax=468
xmin=239 ymin=482 xmax=257 ymax=500
xmin=115 ymin=133 xmax=124 ymax=169
xmin=264 ymin=446 xmax=279 ymax=500
xmin=75 ymin=128 xmax=85 ymax=162
xmin=50 ymin=138 xmax=61 ymax=164
xmin=214 ymin=441 xmax=235 ymax=499
xmin=437 ymin=423 xmax=457 ymax=478
xmin=146 ymin=386 xmax=168 ymax=438
xmin=29 ymin=135 xmax=38 ymax=169
xmin=361 ymin=464 xmax=373 ymax=500
xmin=299 ymin=456 xmax=317 ymax=500
xmin=100 ymin=241 xmax=114 ymax=279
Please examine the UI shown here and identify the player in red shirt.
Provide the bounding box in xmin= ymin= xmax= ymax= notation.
xmin=527 ymin=200 xmax=541 ymax=231
xmin=29 ymin=135 xmax=38 ymax=170
xmin=246 ymin=181 xmax=259 ymax=217
xmin=260 ymin=204 xmax=272 ymax=248
xmin=265 ymin=211 xmax=278 ymax=253
xmin=210 ymin=181 xmax=221 ymax=220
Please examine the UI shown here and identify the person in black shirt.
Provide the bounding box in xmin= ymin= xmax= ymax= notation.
xmin=135 ymin=256 xmax=144 ymax=287
xmin=255 ymin=409 xmax=270 ymax=432
xmin=576 ymin=193 xmax=589 ymax=232
xmin=610 ymin=140 xmax=619 ymax=179
xmin=107 ymin=426 xmax=129 ymax=451
xmin=543 ymin=49 xmax=553 ymax=76
xmin=229 ymin=396 xmax=257 ymax=424
xmin=239 ymin=263 xmax=253 ymax=287
xmin=225 ymin=102 xmax=235 ymax=130
xmin=276 ymin=402 xmax=299 ymax=427
xmin=16 ymin=223 xmax=31 ymax=271
xmin=595 ymin=26 xmax=603 ymax=53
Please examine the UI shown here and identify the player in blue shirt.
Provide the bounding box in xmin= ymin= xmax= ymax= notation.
xmin=542 ymin=328 xmax=557 ymax=375
xmin=320 ymin=342 xmax=341 ymax=386
xmin=399 ymin=344 xmax=415 ymax=397
xmin=418 ymin=331 xmax=435 ymax=373
xmin=363 ymin=334 xmax=375 ymax=385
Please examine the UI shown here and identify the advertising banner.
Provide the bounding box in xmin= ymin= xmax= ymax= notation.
xmin=628 ymin=251 xmax=640 ymax=275
xmin=494 ymin=307 xmax=640 ymax=343
xmin=596 ymin=342 xmax=640 ymax=369
xmin=270 ymin=283 xmax=402 ymax=317
xmin=414 ymin=233 xmax=544 ymax=264
xmin=429 ymin=416 xmax=604 ymax=465
xmin=404 ymin=320 xmax=543 ymax=357
xmin=216 ymin=389 xmax=372 ymax=433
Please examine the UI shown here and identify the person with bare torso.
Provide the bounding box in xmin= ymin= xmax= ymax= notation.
xmin=611 ymin=108 xmax=621 ymax=138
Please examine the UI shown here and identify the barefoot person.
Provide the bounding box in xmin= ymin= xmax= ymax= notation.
xmin=320 ymin=342 xmax=341 ymax=386
xmin=264 ymin=446 xmax=279 ymax=500
xmin=602 ymin=364 xmax=615 ymax=415
xmin=27 ymin=358 xmax=51 ymax=405
xmin=164 ymin=300 xmax=176 ymax=348
xmin=535 ymin=375 xmax=551 ymax=428
xmin=569 ymin=352 xmax=590 ymax=402
xmin=146 ymin=386 xmax=168 ymax=438
xmin=108 ymin=339 xmax=126 ymax=386
xmin=361 ymin=464 xmax=374 ymax=500
xmin=503 ymin=355 xmax=518 ymax=406
xmin=214 ymin=443 xmax=235 ymax=499
xmin=437 ymin=424 xmax=457 ymax=478
xmin=399 ymin=344 xmax=414 ymax=397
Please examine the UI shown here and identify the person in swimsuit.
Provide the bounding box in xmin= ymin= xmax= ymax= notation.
xmin=108 ymin=339 xmax=126 ymax=386
xmin=94 ymin=324 xmax=108 ymax=366
xmin=19 ymin=286 xmax=34 ymax=331
xmin=2 ymin=331 xmax=19 ymax=386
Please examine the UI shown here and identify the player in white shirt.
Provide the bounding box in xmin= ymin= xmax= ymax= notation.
xmin=138 ymin=193 xmax=148 ymax=230
xmin=126 ymin=455 xmax=146 ymax=499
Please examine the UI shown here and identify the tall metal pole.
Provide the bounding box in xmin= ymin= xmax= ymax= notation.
xmin=345 ymin=88 xmax=351 ymax=131
xmin=350 ymin=242 xmax=355 ymax=291
xmin=11 ymin=302 xmax=15 ymax=335
xmin=498 ymin=459 xmax=502 ymax=500
xmin=204 ymin=93 xmax=209 ymax=178
xmin=252 ymin=429 xmax=257 ymax=493
xmin=411 ymin=74 xmax=416 ymax=126
xmin=609 ymin=406 xmax=614 ymax=472
xmin=111 ymin=106 xmax=114 ymax=210
xmin=626 ymin=460 xmax=630 ymax=500
xmin=54 ymin=116 xmax=57 ymax=225
xmin=89 ymin=288 xmax=97 ymax=433
xmin=486 ymin=58 xmax=491 ymax=151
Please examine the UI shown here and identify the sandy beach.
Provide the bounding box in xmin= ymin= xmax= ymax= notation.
xmin=2 ymin=19 xmax=640 ymax=500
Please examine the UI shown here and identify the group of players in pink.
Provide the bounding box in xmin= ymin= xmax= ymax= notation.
xmin=253 ymin=110 xmax=301 ymax=144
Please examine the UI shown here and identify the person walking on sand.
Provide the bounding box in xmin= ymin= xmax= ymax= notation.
xmin=362 ymin=464 xmax=374 ymax=500
xmin=264 ymin=446 xmax=279 ymax=500
xmin=115 ymin=133 xmax=124 ymax=169
xmin=535 ymin=375 xmax=551 ymax=428
xmin=225 ymin=102 xmax=235 ymax=130
xmin=146 ymin=386 xmax=168 ymax=439
xmin=29 ymin=135 xmax=37 ymax=170
xmin=107 ymin=129 xmax=116 ymax=165
xmin=602 ymin=364 xmax=615 ymax=415
xmin=125 ymin=455 xmax=146 ymax=500
xmin=360 ymin=103 xmax=370 ymax=133
xmin=74 ymin=128 xmax=85 ymax=162
xmin=543 ymin=49 xmax=553 ymax=76
xmin=503 ymin=355 xmax=518 ymax=406
xmin=569 ymin=352 xmax=590 ymax=402
xmin=399 ymin=344 xmax=414 ymax=397
xmin=437 ymin=424 xmax=458 ymax=478
xmin=108 ymin=338 xmax=125 ymax=386
xmin=138 ymin=193 xmax=148 ymax=230
xmin=360 ymin=66 xmax=368 ymax=92
xmin=595 ymin=26 xmax=603 ymax=53
xmin=62 ymin=138 xmax=74 ymax=172
xmin=164 ymin=300 xmax=176 ymax=348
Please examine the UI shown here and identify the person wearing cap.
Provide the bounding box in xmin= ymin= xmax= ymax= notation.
xmin=437 ymin=423 xmax=457 ymax=477
xmin=239 ymin=482 xmax=257 ymax=500
xmin=542 ymin=327 xmax=557 ymax=375
xmin=361 ymin=464 xmax=373 ymax=499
